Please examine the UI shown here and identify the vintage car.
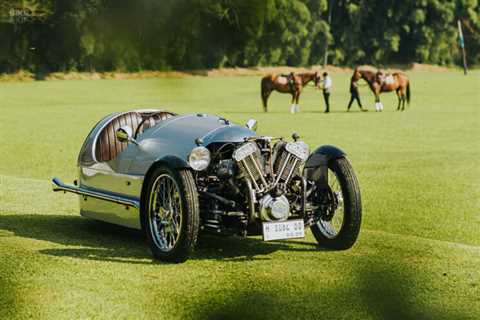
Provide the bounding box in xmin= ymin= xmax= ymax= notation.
xmin=52 ymin=109 xmax=362 ymax=262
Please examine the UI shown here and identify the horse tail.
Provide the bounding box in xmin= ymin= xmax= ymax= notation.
xmin=261 ymin=76 xmax=270 ymax=111
xmin=406 ymin=82 xmax=411 ymax=105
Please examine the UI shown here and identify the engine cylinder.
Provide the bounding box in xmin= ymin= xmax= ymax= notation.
xmin=273 ymin=141 xmax=309 ymax=185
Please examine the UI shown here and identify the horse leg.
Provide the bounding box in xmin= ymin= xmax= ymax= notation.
xmin=396 ymin=89 xmax=401 ymax=111
xmin=375 ymin=95 xmax=383 ymax=112
xmin=290 ymin=94 xmax=296 ymax=114
xmin=295 ymin=91 xmax=300 ymax=113
xmin=372 ymin=84 xmax=383 ymax=111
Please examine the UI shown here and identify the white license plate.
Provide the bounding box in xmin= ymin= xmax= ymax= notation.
xmin=262 ymin=219 xmax=305 ymax=241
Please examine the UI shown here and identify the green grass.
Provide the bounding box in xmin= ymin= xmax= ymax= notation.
xmin=1 ymin=71 xmax=479 ymax=319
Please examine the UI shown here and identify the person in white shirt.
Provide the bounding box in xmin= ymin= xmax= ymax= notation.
xmin=321 ymin=72 xmax=332 ymax=113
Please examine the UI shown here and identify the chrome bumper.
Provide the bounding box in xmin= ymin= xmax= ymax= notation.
xmin=51 ymin=177 xmax=140 ymax=209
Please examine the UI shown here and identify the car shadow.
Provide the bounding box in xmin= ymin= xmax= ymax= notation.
xmin=0 ymin=214 xmax=320 ymax=264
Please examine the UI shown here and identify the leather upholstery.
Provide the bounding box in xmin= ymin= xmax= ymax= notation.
xmin=95 ymin=111 xmax=174 ymax=162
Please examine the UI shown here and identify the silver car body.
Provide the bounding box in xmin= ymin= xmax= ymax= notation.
xmin=61 ymin=110 xmax=256 ymax=230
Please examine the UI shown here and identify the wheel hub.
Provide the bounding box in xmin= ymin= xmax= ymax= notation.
xmin=148 ymin=173 xmax=183 ymax=252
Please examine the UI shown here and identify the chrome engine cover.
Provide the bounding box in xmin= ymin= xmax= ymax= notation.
xmin=259 ymin=194 xmax=290 ymax=221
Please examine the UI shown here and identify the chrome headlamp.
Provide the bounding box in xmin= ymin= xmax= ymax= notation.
xmin=188 ymin=146 xmax=211 ymax=171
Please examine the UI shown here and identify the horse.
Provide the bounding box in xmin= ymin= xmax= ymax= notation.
xmin=261 ymin=71 xmax=319 ymax=113
xmin=351 ymin=66 xmax=411 ymax=111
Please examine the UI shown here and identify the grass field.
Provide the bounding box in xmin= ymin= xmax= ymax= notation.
xmin=1 ymin=70 xmax=479 ymax=319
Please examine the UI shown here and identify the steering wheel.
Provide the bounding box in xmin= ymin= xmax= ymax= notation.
xmin=134 ymin=116 xmax=150 ymax=140
xmin=133 ymin=111 xmax=173 ymax=139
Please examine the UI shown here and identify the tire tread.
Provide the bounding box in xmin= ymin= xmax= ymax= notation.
xmin=142 ymin=166 xmax=199 ymax=263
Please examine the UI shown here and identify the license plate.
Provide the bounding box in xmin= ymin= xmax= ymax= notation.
xmin=262 ymin=219 xmax=305 ymax=241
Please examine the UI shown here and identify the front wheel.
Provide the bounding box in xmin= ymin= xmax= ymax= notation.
xmin=141 ymin=166 xmax=199 ymax=263
xmin=310 ymin=157 xmax=362 ymax=249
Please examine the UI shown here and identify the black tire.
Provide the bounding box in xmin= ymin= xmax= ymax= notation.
xmin=141 ymin=166 xmax=199 ymax=263
xmin=310 ymin=157 xmax=362 ymax=249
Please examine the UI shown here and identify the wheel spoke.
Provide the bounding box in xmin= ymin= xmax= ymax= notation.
xmin=148 ymin=174 xmax=183 ymax=252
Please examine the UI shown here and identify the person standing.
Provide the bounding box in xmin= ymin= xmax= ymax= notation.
xmin=347 ymin=80 xmax=365 ymax=111
xmin=321 ymin=72 xmax=332 ymax=113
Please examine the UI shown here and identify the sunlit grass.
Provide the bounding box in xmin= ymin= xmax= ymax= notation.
xmin=0 ymin=71 xmax=479 ymax=319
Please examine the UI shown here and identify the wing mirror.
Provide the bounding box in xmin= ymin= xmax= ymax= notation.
xmin=245 ymin=119 xmax=258 ymax=132
xmin=116 ymin=125 xmax=139 ymax=145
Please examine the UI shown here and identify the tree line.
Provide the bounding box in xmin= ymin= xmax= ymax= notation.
xmin=0 ymin=0 xmax=478 ymax=74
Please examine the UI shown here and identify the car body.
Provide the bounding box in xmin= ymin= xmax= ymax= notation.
xmin=53 ymin=109 xmax=362 ymax=262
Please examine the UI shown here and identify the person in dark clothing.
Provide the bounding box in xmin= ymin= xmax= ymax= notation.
xmin=347 ymin=80 xmax=366 ymax=111
xmin=321 ymin=72 xmax=332 ymax=113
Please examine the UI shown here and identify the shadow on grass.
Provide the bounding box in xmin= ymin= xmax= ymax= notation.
xmin=0 ymin=214 xmax=319 ymax=264
xmin=0 ymin=258 xmax=20 ymax=319
xmin=1 ymin=215 xmax=471 ymax=318
xmin=194 ymin=234 xmax=321 ymax=262
xmin=192 ymin=259 xmax=468 ymax=320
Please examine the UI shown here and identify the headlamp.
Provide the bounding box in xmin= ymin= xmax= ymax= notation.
xmin=188 ymin=146 xmax=211 ymax=171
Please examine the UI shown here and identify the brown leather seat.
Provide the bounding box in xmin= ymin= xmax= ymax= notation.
xmin=95 ymin=111 xmax=174 ymax=162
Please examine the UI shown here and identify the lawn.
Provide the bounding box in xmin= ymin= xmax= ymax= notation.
xmin=0 ymin=70 xmax=479 ymax=319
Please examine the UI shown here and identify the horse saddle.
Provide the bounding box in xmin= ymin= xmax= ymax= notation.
xmin=278 ymin=75 xmax=294 ymax=85
xmin=277 ymin=76 xmax=288 ymax=85
xmin=384 ymin=74 xmax=395 ymax=85
xmin=278 ymin=74 xmax=296 ymax=92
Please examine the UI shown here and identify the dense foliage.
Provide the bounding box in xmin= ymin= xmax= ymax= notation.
xmin=0 ymin=0 xmax=478 ymax=73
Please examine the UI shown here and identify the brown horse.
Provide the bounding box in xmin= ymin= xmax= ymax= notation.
xmin=351 ymin=66 xmax=411 ymax=111
xmin=261 ymin=71 xmax=319 ymax=113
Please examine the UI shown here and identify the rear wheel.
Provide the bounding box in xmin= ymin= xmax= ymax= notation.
xmin=142 ymin=166 xmax=199 ymax=263
xmin=310 ymin=157 xmax=362 ymax=249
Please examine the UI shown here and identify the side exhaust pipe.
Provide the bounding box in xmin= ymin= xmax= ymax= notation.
xmin=51 ymin=177 xmax=140 ymax=209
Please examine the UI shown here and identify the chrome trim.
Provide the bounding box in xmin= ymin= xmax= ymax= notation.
xmin=275 ymin=153 xmax=292 ymax=185
xmin=285 ymin=158 xmax=299 ymax=183
xmin=240 ymin=158 xmax=260 ymax=190
xmin=233 ymin=142 xmax=258 ymax=161
xmin=52 ymin=177 xmax=140 ymax=208
xmin=248 ymin=154 xmax=268 ymax=188
xmin=245 ymin=179 xmax=256 ymax=221
xmin=285 ymin=141 xmax=310 ymax=161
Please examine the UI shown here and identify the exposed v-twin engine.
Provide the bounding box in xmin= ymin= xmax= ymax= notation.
xmin=232 ymin=138 xmax=309 ymax=221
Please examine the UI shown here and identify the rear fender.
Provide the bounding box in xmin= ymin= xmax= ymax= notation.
xmin=303 ymin=145 xmax=346 ymax=188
